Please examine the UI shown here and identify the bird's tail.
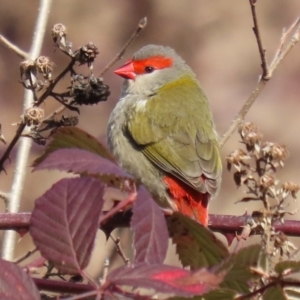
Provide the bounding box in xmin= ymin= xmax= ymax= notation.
xmin=163 ymin=176 xmax=209 ymax=226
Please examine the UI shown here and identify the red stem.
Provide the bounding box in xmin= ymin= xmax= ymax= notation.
xmin=1 ymin=212 xmax=300 ymax=236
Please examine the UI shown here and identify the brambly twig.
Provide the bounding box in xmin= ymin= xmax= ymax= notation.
xmin=220 ymin=15 xmax=300 ymax=148
xmin=1 ymin=0 xmax=52 ymax=261
xmin=99 ymin=17 xmax=147 ymax=77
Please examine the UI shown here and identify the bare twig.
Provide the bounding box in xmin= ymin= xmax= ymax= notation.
xmin=1 ymin=0 xmax=52 ymax=261
xmin=268 ymin=17 xmax=300 ymax=77
xmin=99 ymin=17 xmax=147 ymax=77
xmin=249 ymin=0 xmax=269 ymax=79
xmin=14 ymin=247 xmax=38 ymax=264
xmin=220 ymin=16 xmax=300 ymax=148
xmin=0 ymin=35 xmax=28 ymax=59
xmin=110 ymin=235 xmax=130 ymax=265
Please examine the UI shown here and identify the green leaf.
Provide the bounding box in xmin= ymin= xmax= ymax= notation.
xmin=275 ymin=261 xmax=300 ymax=275
xmin=201 ymin=288 xmax=237 ymax=300
xmin=167 ymin=212 xmax=229 ymax=269
xmin=33 ymin=127 xmax=115 ymax=166
xmin=263 ymin=284 xmax=286 ymax=300
xmin=220 ymin=244 xmax=267 ymax=294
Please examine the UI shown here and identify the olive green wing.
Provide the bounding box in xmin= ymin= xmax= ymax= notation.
xmin=127 ymin=76 xmax=222 ymax=195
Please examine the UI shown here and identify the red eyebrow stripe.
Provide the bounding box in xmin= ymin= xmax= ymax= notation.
xmin=133 ymin=56 xmax=173 ymax=74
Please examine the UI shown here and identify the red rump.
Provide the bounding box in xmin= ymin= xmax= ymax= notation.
xmin=163 ymin=176 xmax=209 ymax=226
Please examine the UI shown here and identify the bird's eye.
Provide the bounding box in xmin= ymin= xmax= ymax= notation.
xmin=144 ymin=66 xmax=155 ymax=74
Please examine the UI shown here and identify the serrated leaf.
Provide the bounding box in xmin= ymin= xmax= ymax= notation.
xmin=106 ymin=263 xmax=224 ymax=297
xmin=131 ymin=186 xmax=168 ymax=265
xmin=220 ymin=244 xmax=266 ymax=294
xmin=167 ymin=212 xmax=229 ymax=269
xmin=0 ymin=259 xmax=40 ymax=300
xmin=201 ymin=288 xmax=237 ymax=300
xmin=30 ymin=177 xmax=104 ymax=274
xmin=33 ymin=127 xmax=114 ymax=166
xmin=275 ymin=261 xmax=300 ymax=275
xmin=263 ymin=284 xmax=286 ymax=300
xmin=33 ymin=148 xmax=130 ymax=178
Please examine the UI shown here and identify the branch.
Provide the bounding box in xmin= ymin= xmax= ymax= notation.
xmin=220 ymin=15 xmax=300 ymax=148
xmin=0 ymin=35 xmax=28 ymax=59
xmin=98 ymin=17 xmax=147 ymax=77
xmin=249 ymin=0 xmax=268 ymax=78
xmin=1 ymin=0 xmax=52 ymax=261
xmin=2 ymin=212 xmax=300 ymax=238
xmin=33 ymin=278 xmax=94 ymax=294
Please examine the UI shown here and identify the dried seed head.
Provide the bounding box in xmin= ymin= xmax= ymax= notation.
xmin=20 ymin=60 xmax=37 ymax=86
xmin=262 ymin=142 xmax=289 ymax=167
xmin=226 ymin=149 xmax=251 ymax=171
xmin=35 ymin=56 xmax=53 ymax=80
xmin=24 ymin=107 xmax=44 ymax=126
xmin=281 ymin=182 xmax=300 ymax=199
xmin=51 ymin=23 xmax=67 ymax=41
xmin=233 ymin=170 xmax=249 ymax=186
xmin=239 ymin=122 xmax=263 ymax=153
xmin=71 ymin=75 xmax=110 ymax=105
xmin=60 ymin=115 xmax=79 ymax=127
xmin=74 ymin=42 xmax=99 ymax=66
xmin=260 ymin=173 xmax=275 ymax=190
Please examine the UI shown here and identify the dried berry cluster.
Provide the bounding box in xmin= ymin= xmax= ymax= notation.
xmin=19 ymin=23 xmax=110 ymax=145
xmin=227 ymin=122 xmax=299 ymax=257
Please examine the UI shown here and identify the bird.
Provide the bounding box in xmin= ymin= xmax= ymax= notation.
xmin=107 ymin=45 xmax=222 ymax=226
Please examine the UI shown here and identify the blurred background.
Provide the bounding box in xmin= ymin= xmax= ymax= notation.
xmin=1 ymin=0 xmax=300 ymax=277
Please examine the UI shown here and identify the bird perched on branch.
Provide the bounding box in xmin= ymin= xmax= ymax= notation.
xmin=107 ymin=45 xmax=222 ymax=226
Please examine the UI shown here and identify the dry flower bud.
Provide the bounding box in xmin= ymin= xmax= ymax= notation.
xmin=51 ymin=23 xmax=67 ymax=41
xmin=233 ymin=170 xmax=249 ymax=186
xmin=24 ymin=107 xmax=44 ymax=126
xmin=226 ymin=149 xmax=251 ymax=171
xmin=238 ymin=122 xmax=263 ymax=151
xmin=20 ymin=60 xmax=37 ymax=85
xmin=262 ymin=142 xmax=289 ymax=167
xmin=74 ymin=42 xmax=99 ymax=66
xmin=260 ymin=173 xmax=276 ymax=190
xmin=35 ymin=56 xmax=53 ymax=80
xmin=281 ymin=182 xmax=299 ymax=199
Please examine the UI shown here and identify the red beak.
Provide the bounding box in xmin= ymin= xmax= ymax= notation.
xmin=114 ymin=60 xmax=136 ymax=80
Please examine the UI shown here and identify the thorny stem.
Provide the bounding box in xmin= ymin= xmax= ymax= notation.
xmin=1 ymin=0 xmax=52 ymax=261
xmin=99 ymin=17 xmax=148 ymax=77
xmin=3 ymin=212 xmax=300 ymax=238
xmin=220 ymin=15 xmax=300 ymax=148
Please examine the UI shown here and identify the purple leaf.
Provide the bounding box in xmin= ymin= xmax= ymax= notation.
xmin=106 ymin=263 xmax=223 ymax=297
xmin=30 ymin=177 xmax=104 ymax=274
xmin=131 ymin=187 xmax=168 ymax=265
xmin=33 ymin=148 xmax=130 ymax=178
xmin=0 ymin=259 xmax=40 ymax=300
xmin=33 ymin=127 xmax=115 ymax=167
